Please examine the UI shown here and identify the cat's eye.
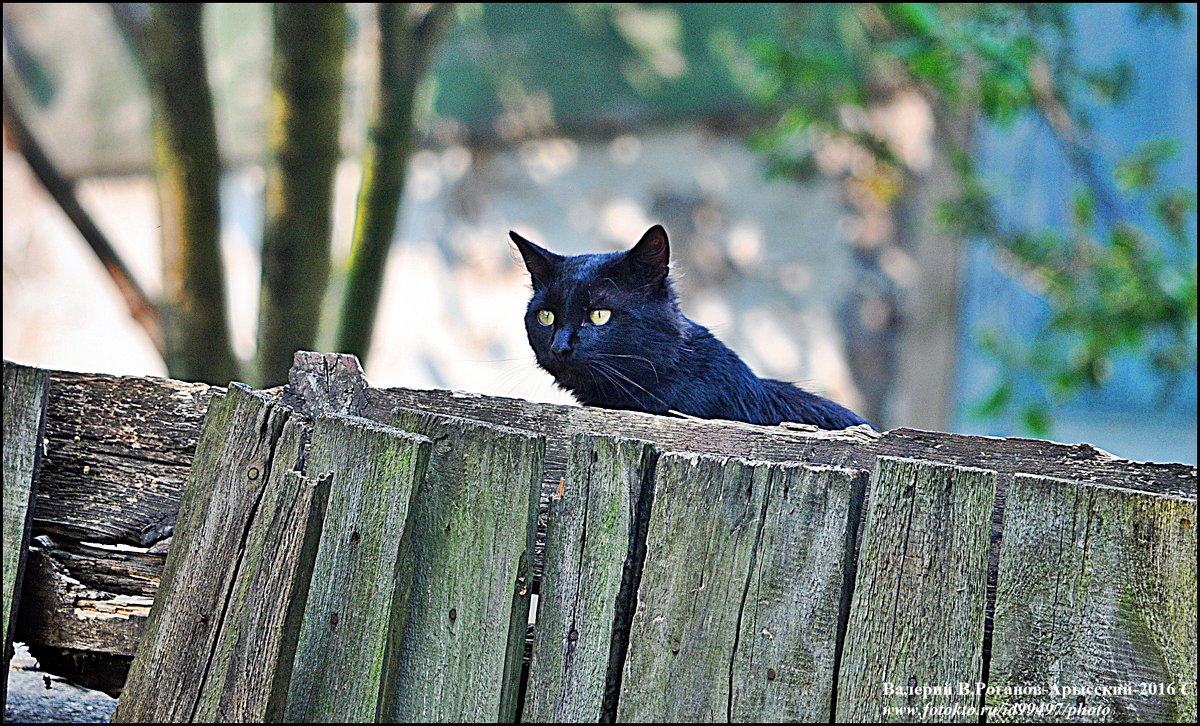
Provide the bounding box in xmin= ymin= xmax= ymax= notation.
xmin=537 ymin=309 xmax=555 ymax=326
xmin=590 ymin=309 xmax=612 ymax=326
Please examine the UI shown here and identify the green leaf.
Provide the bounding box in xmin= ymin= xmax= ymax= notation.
xmin=1021 ymin=405 xmax=1052 ymax=436
xmin=974 ymin=380 xmax=1015 ymax=418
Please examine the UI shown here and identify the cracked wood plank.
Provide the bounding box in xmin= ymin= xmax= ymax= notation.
xmin=13 ymin=546 xmax=151 ymax=656
xmin=729 ymin=464 xmax=867 ymax=722
xmin=524 ymin=434 xmax=658 ymax=723
xmin=381 ymin=410 xmax=544 ymax=723
xmin=283 ymin=415 xmax=430 ymax=723
xmin=988 ymin=475 xmax=1198 ymax=723
xmin=192 ymin=415 xmax=324 ymax=722
xmin=3 ymin=361 xmax=50 ymax=709
xmin=284 ymin=350 xmax=367 ymax=417
xmin=113 ymin=384 xmax=294 ymax=722
xmin=12 ymin=537 xmax=162 ymax=694
xmin=618 ymin=454 xmax=861 ymax=722
xmin=836 ymin=457 xmax=997 ymax=723
xmin=37 ymin=369 xmax=218 ymax=545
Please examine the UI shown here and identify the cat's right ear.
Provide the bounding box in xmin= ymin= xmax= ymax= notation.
xmin=509 ymin=231 xmax=560 ymax=288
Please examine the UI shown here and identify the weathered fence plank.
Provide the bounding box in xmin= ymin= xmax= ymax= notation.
xmin=383 ymin=410 xmax=544 ymax=723
xmin=729 ymin=464 xmax=867 ymax=722
xmin=524 ymin=434 xmax=658 ymax=723
xmin=617 ymin=454 xmax=862 ymax=722
xmin=38 ymin=370 xmax=217 ymax=546
xmin=16 ymin=543 xmax=152 ymax=655
xmin=113 ymin=385 xmax=294 ymax=722
xmin=192 ymin=416 xmax=323 ymax=722
xmin=988 ymin=475 xmax=1198 ymax=723
xmin=3 ymin=361 xmax=49 ymax=708
xmin=284 ymin=415 xmax=431 ymax=723
xmin=835 ymin=456 xmax=997 ymax=723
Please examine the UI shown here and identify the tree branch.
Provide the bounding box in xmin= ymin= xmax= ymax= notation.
xmin=2 ymin=83 xmax=164 ymax=356
xmin=335 ymin=3 xmax=455 ymax=364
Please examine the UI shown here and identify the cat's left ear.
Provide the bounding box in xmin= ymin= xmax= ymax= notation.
xmin=509 ymin=230 xmax=561 ymax=287
xmin=623 ymin=224 xmax=670 ymax=283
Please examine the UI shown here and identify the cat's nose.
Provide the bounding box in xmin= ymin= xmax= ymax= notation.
xmin=550 ymin=329 xmax=575 ymax=359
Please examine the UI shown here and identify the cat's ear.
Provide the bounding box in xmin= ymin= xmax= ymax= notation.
xmin=623 ymin=224 xmax=670 ymax=283
xmin=509 ymin=230 xmax=560 ymax=287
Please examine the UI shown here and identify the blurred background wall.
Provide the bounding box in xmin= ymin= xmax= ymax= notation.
xmin=3 ymin=3 xmax=1196 ymax=463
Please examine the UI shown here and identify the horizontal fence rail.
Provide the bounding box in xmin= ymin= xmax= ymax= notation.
xmin=3 ymin=354 xmax=1196 ymax=722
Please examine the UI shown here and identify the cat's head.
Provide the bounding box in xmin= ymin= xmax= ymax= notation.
xmin=509 ymin=225 xmax=684 ymax=406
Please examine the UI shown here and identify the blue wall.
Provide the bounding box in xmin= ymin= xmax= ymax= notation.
xmin=955 ymin=4 xmax=1198 ymax=463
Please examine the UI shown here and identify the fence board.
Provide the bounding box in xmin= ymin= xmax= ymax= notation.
xmin=2 ymin=361 xmax=49 ymax=708
xmin=383 ymin=410 xmax=544 ymax=723
xmin=284 ymin=415 xmax=430 ymax=723
xmin=524 ymin=434 xmax=657 ymax=723
xmin=836 ymin=456 xmax=996 ymax=723
xmin=618 ymin=454 xmax=861 ymax=722
xmin=38 ymin=370 xmax=216 ymax=546
xmin=113 ymin=384 xmax=293 ymax=722
xmin=192 ymin=416 xmax=325 ymax=722
xmin=730 ymin=464 xmax=867 ymax=722
xmin=988 ymin=475 xmax=1198 ymax=723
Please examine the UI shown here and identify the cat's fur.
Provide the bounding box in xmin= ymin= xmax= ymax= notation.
xmin=510 ymin=224 xmax=872 ymax=430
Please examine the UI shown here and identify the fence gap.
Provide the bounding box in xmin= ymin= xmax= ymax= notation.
xmin=824 ymin=467 xmax=870 ymax=723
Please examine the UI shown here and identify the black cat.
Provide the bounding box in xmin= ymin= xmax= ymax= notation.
xmin=510 ymin=224 xmax=873 ymax=430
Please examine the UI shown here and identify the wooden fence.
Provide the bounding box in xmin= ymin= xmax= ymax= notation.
xmin=2 ymin=354 xmax=1196 ymax=722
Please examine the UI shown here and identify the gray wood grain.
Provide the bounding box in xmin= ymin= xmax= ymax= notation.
xmin=382 ymin=410 xmax=544 ymax=723
xmin=193 ymin=415 xmax=325 ymax=722
xmin=113 ymin=384 xmax=292 ymax=722
xmin=3 ymin=361 xmax=49 ymax=709
xmin=367 ymin=386 xmax=1195 ymax=500
xmin=284 ymin=414 xmax=430 ymax=723
xmin=730 ymin=464 xmax=867 ymax=722
xmin=25 ymin=367 xmax=1195 ymax=555
xmin=988 ymin=475 xmax=1198 ymax=723
xmin=524 ymin=434 xmax=657 ymax=723
xmin=835 ymin=456 xmax=997 ymax=723
xmin=38 ymin=369 xmax=218 ymax=545
xmin=618 ymin=454 xmax=862 ymax=722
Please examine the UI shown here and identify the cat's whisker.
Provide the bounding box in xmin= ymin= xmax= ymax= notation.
xmin=590 ymin=362 xmax=643 ymax=406
xmin=592 ymin=360 xmax=667 ymax=407
xmin=594 ymin=352 xmax=660 ymax=382
xmin=589 ymin=363 xmax=633 ymax=401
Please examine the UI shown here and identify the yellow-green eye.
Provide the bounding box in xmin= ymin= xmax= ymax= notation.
xmin=590 ymin=309 xmax=612 ymax=326
xmin=537 ymin=309 xmax=555 ymax=326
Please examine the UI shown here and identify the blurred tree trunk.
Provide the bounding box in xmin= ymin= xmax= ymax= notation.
xmin=254 ymin=4 xmax=347 ymax=387
xmin=888 ymin=112 xmax=973 ymax=431
xmin=335 ymin=3 xmax=454 ymax=365
xmin=836 ymin=98 xmax=971 ymax=432
xmin=113 ymin=3 xmax=239 ymax=385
